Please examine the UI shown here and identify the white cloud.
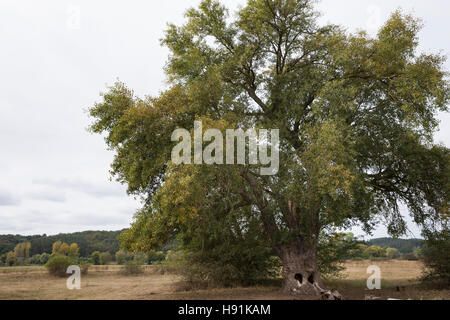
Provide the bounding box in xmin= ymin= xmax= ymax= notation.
xmin=32 ymin=177 xmax=125 ymax=198
xmin=0 ymin=190 xmax=21 ymax=206
xmin=26 ymin=190 xmax=67 ymax=203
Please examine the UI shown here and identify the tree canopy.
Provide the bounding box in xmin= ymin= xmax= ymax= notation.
xmin=89 ymin=0 xmax=449 ymax=295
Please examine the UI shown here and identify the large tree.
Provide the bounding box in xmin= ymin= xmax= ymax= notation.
xmin=89 ymin=0 xmax=449 ymax=295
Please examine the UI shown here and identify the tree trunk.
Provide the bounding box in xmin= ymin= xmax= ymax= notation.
xmin=278 ymin=241 xmax=325 ymax=296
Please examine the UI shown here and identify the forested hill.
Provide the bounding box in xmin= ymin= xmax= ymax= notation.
xmin=1 ymin=231 xmax=424 ymax=258
xmin=0 ymin=230 xmax=123 ymax=257
xmin=367 ymin=238 xmax=424 ymax=253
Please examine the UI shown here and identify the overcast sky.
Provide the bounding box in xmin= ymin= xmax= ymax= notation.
xmin=0 ymin=0 xmax=449 ymax=238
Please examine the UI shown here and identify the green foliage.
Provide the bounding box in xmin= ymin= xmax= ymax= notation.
xmin=348 ymin=244 xmax=368 ymax=259
xmin=52 ymin=241 xmax=79 ymax=257
xmin=5 ymin=251 xmax=16 ymax=266
xmin=0 ymin=230 xmax=122 ymax=257
xmin=69 ymin=243 xmax=80 ymax=258
xmin=39 ymin=253 xmax=50 ymax=264
xmin=58 ymin=242 xmax=70 ymax=255
xmin=45 ymin=255 xmax=71 ymax=277
xmin=30 ymin=254 xmax=42 ymax=265
xmin=413 ymin=246 xmax=423 ymax=259
xmin=164 ymin=248 xmax=280 ymax=288
xmin=80 ymin=262 xmax=91 ymax=275
xmin=363 ymin=246 xmax=386 ymax=259
xmin=318 ymin=232 xmax=360 ymax=278
xmin=368 ymin=238 xmax=424 ymax=254
xmin=148 ymin=251 xmax=166 ymax=264
xmin=13 ymin=242 xmax=31 ymax=261
xmin=115 ymin=250 xmax=133 ymax=265
xmin=421 ymin=228 xmax=450 ymax=287
xmin=120 ymin=261 xmax=143 ymax=276
xmin=133 ymin=252 xmax=147 ymax=265
xmin=162 ymin=219 xmax=281 ymax=287
xmin=386 ymin=247 xmax=401 ymax=259
xmin=90 ymin=251 xmax=101 ymax=265
xmin=90 ymin=0 xmax=450 ymax=287
xmin=340 ymin=238 xmax=425 ymax=260
xmin=99 ymin=252 xmax=112 ymax=265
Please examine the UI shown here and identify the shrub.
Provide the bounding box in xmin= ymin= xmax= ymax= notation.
xmin=14 ymin=257 xmax=25 ymax=266
xmin=421 ymin=229 xmax=450 ymax=287
xmin=348 ymin=244 xmax=368 ymax=259
xmin=413 ymin=246 xmax=423 ymax=259
xmin=318 ymin=232 xmax=360 ymax=278
xmin=163 ymin=244 xmax=280 ymax=288
xmin=5 ymin=251 xmax=16 ymax=266
xmin=363 ymin=245 xmax=386 ymax=259
xmin=30 ymin=254 xmax=42 ymax=265
xmin=0 ymin=253 xmax=6 ymax=266
xmin=148 ymin=251 xmax=166 ymax=264
xmin=45 ymin=255 xmax=71 ymax=277
xmin=115 ymin=250 xmax=133 ymax=265
xmin=90 ymin=251 xmax=101 ymax=265
xmin=99 ymin=252 xmax=112 ymax=265
xmin=40 ymin=253 xmax=50 ymax=264
xmin=120 ymin=261 xmax=143 ymax=276
xmin=386 ymin=248 xmax=401 ymax=260
xmin=80 ymin=262 xmax=91 ymax=275
xmin=68 ymin=243 xmax=80 ymax=259
xmin=133 ymin=252 xmax=148 ymax=265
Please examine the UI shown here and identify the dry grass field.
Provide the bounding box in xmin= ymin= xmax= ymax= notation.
xmin=325 ymin=260 xmax=450 ymax=300
xmin=0 ymin=260 xmax=448 ymax=300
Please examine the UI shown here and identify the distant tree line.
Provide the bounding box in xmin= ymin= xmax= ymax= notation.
xmin=351 ymin=237 xmax=425 ymax=261
xmin=0 ymin=230 xmax=124 ymax=257
xmin=0 ymin=230 xmax=425 ymax=267
xmin=346 ymin=243 xmax=422 ymax=261
xmin=0 ymin=235 xmax=174 ymax=267
xmin=367 ymin=238 xmax=424 ymax=254
xmin=318 ymin=233 xmax=424 ymax=262
xmin=2 ymin=230 xmax=445 ymax=287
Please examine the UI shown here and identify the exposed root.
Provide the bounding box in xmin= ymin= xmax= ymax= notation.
xmin=321 ymin=289 xmax=343 ymax=300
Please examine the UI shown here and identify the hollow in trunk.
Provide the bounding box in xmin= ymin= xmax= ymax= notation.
xmin=279 ymin=242 xmax=325 ymax=296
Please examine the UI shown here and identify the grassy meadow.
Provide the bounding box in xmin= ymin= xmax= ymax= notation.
xmin=0 ymin=260 xmax=448 ymax=300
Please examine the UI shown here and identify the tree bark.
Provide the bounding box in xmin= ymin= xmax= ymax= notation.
xmin=278 ymin=240 xmax=325 ymax=296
